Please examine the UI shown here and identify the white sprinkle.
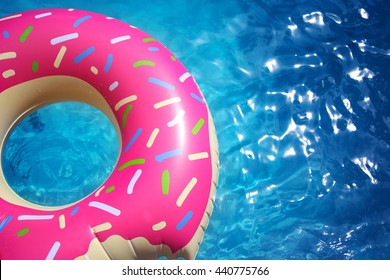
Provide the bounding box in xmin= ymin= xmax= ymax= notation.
xmin=35 ymin=12 xmax=52 ymax=19
xmin=46 ymin=241 xmax=61 ymax=260
xmin=179 ymin=72 xmax=191 ymax=83
xmin=89 ymin=201 xmax=121 ymax=216
xmin=51 ymin=33 xmax=79 ymax=45
xmin=18 ymin=215 xmax=54 ymax=221
xmin=110 ymin=35 xmax=131 ymax=44
xmin=109 ymin=81 xmax=119 ymax=91
xmin=128 ymin=169 xmax=142 ymax=194
xmin=167 ymin=109 xmax=185 ymax=127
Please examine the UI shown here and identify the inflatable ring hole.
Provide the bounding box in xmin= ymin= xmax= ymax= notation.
xmin=0 ymin=76 xmax=122 ymax=210
xmin=1 ymin=101 xmax=119 ymax=207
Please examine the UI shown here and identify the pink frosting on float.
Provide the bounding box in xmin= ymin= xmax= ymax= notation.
xmin=0 ymin=9 xmax=213 ymax=259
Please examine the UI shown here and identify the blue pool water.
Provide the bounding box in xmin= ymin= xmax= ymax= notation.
xmin=2 ymin=103 xmax=118 ymax=206
xmin=1 ymin=0 xmax=390 ymax=259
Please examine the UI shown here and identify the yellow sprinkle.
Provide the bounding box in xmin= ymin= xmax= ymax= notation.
xmin=91 ymin=66 xmax=98 ymax=75
xmin=176 ymin=178 xmax=198 ymax=207
xmin=146 ymin=128 xmax=160 ymax=148
xmin=115 ymin=95 xmax=137 ymax=111
xmin=92 ymin=222 xmax=112 ymax=233
xmin=54 ymin=46 xmax=67 ymax=68
xmin=0 ymin=14 xmax=22 ymax=22
xmin=154 ymin=97 xmax=181 ymax=109
xmin=2 ymin=69 xmax=15 ymax=79
xmin=152 ymin=221 xmax=166 ymax=231
xmin=95 ymin=185 xmax=105 ymax=197
xmin=59 ymin=215 xmax=66 ymax=229
xmin=0 ymin=52 xmax=17 ymax=60
xmin=188 ymin=152 xmax=209 ymax=161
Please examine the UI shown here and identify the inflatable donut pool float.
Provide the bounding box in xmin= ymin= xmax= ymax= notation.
xmin=0 ymin=9 xmax=218 ymax=260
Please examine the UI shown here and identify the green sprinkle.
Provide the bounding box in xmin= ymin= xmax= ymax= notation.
xmin=170 ymin=56 xmax=176 ymax=61
xmin=32 ymin=61 xmax=39 ymax=72
xmin=20 ymin=26 xmax=33 ymax=43
xmin=105 ymin=186 xmax=115 ymax=193
xmin=118 ymin=158 xmax=145 ymax=171
xmin=17 ymin=228 xmax=29 ymax=237
xmin=192 ymin=118 xmax=205 ymax=135
xmin=162 ymin=170 xmax=170 ymax=195
xmin=143 ymin=37 xmax=156 ymax=43
xmin=133 ymin=60 xmax=155 ymax=68
xmin=122 ymin=104 xmax=133 ymax=129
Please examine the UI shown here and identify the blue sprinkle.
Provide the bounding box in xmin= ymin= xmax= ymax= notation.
xmin=0 ymin=216 xmax=12 ymax=233
xmin=73 ymin=15 xmax=92 ymax=27
xmin=148 ymin=77 xmax=175 ymax=91
xmin=104 ymin=53 xmax=113 ymax=72
xmin=155 ymin=149 xmax=182 ymax=162
xmin=148 ymin=47 xmax=160 ymax=52
xmin=71 ymin=206 xmax=80 ymax=216
xmin=3 ymin=31 xmax=10 ymax=39
xmin=125 ymin=128 xmax=142 ymax=152
xmin=191 ymin=92 xmax=205 ymax=104
xmin=176 ymin=211 xmax=193 ymax=231
xmin=74 ymin=46 xmax=95 ymax=64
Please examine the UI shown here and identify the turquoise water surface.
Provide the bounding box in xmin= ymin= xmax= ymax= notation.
xmin=2 ymin=102 xmax=118 ymax=206
xmin=1 ymin=0 xmax=390 ymax=259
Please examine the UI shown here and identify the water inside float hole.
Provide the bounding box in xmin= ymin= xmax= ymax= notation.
xmin=1 ymin=102 xmax=119 ymax=206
